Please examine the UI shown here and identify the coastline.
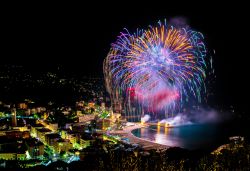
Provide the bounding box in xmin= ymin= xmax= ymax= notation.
xmin=110 ymin=123 xmax=170 ymax=150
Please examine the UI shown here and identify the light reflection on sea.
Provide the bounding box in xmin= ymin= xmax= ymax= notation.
xmin=132 ymin=124 xmax=228 ymax=150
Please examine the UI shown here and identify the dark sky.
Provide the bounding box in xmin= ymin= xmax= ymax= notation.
xmin=1 ymin=5 xmax=249 ymax=111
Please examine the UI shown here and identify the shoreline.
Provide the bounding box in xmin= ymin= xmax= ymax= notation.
xmin=110 ymin=123 xmax=170 ymax=150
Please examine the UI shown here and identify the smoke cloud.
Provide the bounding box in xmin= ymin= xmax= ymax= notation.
xmin=169 ymin=16 xmax=190 ymax=29
xmin=141 ymin=114 xmax=151 ymax=122
xmin=159 ymin=107 xmax=232 ymax=126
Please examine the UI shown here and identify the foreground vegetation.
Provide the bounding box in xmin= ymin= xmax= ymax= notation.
xmin=13 ymin=138 xmax=249 ymax=171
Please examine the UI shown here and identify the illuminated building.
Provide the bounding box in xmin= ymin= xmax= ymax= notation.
xmin=45 ymin=133 xmax=61 ymax=147
xmin=31 ymin=108 xmax=37 ymax=114
xmin=25 ymin=139 xmax=44 ymax=158
xmin=30 ymin=123 xmax=44 ymax=138
xmin=88 ymin=102 xmax=95 ymax=108
xmin=61 ymin=130 xmax=67 ymax=139
xmin=11 ymin=108 xmax=17 ymax=127
xmin=18 ymin=103 xmax=28 ymax=109
xmin=61 ymin=130 xmax=77 ymax=144
xmin=80 ymin=133 xmax=94 ymax=148
xmin=0 ymin=153 xmax=16 ymax=160
xmin=16 ymin=126 xmax=29 ymax=132
xmin=102 ymin=119 xmax=111 ymax=130
xmin=0 ymin=153 xmax=26 ymax=160
xmin=36 ymin=128 xmax=51 ymax=143
xmin=36 ymin=107 xmax=46 ymax=113
xmin=76 ymin=110 xmax=83 ymax=116
xmin=5 ymin=130 xmax=30 ymax=139
xmin=0 ymin=136 xmax=26 ymax=160
xmin=62 ymin=111 xmax=70 ymax=115
xmin=47 ymin=123 xmax=58 ymax=131
xmin=54 ymin=139 xmax=72 ymax=153
xmin=111 ymin=113 xmax=121 ymax=121
xmin=78 ymin=115 xmax=95 ymax=123
xmin=76 ymin=101 xmax=84 ymax=107
xmin=4 ymin=104 xmax=11 ymax=108
xmin=79 ymin=138 xmax=90 ymax=148
xmin=45 ymin=133 xmax=73 ymax=153
xmin=25 ymin=109 xmax=31 ymax=116
xmin=101 ymin=102 xmax=105 ymax=110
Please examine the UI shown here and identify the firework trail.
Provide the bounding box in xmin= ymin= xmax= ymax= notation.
xmin=104 ymin=20 xmax=207 ymax=119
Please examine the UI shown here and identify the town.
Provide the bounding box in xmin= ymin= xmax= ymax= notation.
xmin=0 ymin=98 xmax=131 ymax=167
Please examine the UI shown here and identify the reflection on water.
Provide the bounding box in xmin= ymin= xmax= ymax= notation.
xmin=132 ymin=124 xmax=229 ymax=150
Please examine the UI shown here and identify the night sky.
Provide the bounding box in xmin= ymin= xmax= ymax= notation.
xmin=1 ymin=5 xmax=249 ymax=112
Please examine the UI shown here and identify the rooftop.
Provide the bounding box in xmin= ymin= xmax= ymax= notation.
xmin=37 ymin=128 xmax=51 ymax=133
xmin=30 ymin=123 xmax=44 ymax=128
xmin=25 ymin=138 xmax=43 ymax=147
xmin=57 ymin=138 xmax=70 ymax=143
xmin=45 ymin=133 xmax=60 ymax=139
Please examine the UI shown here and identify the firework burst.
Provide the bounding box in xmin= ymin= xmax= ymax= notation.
xmin=104 ymin=20 xmax=207 ymax=118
